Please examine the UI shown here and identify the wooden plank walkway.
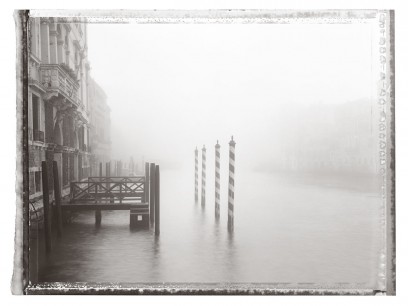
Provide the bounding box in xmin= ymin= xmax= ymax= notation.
xmin=61 ymin=202 xmax=149 ymax=211
xmin=62 ymin=174 xmax=154 ymax=228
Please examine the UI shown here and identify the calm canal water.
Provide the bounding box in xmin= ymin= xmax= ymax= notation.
xmin=40 ymin=169 xmax=382 ymax=288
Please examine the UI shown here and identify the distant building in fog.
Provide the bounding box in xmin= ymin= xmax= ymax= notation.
xmin=28 ymin=17 xmax=110 ymax=204
xmin=274 ymin=99 xmax=379 ymax=175
xmin=88 ymin=76 xmax=111 ymax=172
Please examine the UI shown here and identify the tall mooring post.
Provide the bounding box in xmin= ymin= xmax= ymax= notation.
xmin=215 ymin=141 xmax=221 ymax=220
xmin=52 ymin=161 xmax=63 ymax=237
xmin=195 ymin=147 xmax=199 ymax=203
xmin=95 ymin=162 xmax=103 ymax=225
xmin=228 ymin=136 xmax=236 ymax=232
xmin=106 ymin=162 xmax=114 ymax=204
xmin=155 ymin=165 xmax=160 ymax=236
xmin=201 ymin=145 xmax=206 ymax=207
xmin=149 ymin=163 xmax=156 ymax=224
xmin=144 ymin=162 xmax=150 ymax=204
xmin=41 ymin=161 xmax=52 ymax=253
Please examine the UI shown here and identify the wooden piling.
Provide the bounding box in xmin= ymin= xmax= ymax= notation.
xmin=95 ymin=210 xmax=102 ymax=226
xmin=108 ymin=162 xmax=114 ymax=204
xmin=145 ymin=162 xmax=150 ymax=205
xmin=228 ymin=136 xmax=236 ymax=232
xmin=52 ymin=161 xmax=63 ymax=237
xmin=96 ymin=162 xmax=103 ymax=225
xmin=155 ymin=165 xmax=160 ymax=235
xmin=215 ymin=141 xmax=221 ymax=220
xmin=149 ymin=163 xmax=155 ymax=224
xmin=41 ymin=161 xmax=52 ymax=253
xmin=195 ymin=147 xmax=198 ymax=203
xmin=201 ymin=145 xmax=206 ymax=207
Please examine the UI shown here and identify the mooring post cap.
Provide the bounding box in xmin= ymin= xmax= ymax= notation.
xmin=215 ymin=140 xmax=220 ymax=148
xmin=202 ymin=145 xmax=206 ymax=151
xmin=229 ymin=135 xmax=236 ymax=146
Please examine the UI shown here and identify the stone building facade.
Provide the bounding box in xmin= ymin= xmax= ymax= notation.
xmin=28 ymin=17 xmax=110 ymax=204
xmin=88 ymin=76 xmax=111 ymax=175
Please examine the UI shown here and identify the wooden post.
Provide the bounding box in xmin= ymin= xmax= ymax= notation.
xmin=155 ymin=165 xmax=160 ymax=236
xmin=201 ymin=145 xmax=206 ymax=207
xmin=52 ymin=161 xmax=63 ymax=237
xmin=95 ymin=209 xmax=101 ymax=226
xmin=145 ymin=162 xmax=150 ymax=205
xmin=41 ymin=161 xmax=52 ymax=253
xmin=215 ymin=141 xmax=221 ymax=220
xmin=228 ymin=136 xmax=236 ymax=232
xmin=195 ymin=147 xmax=198 ymax=203
xmin=119 ymin=180 xmax=123 ymax=204
xmin=95 ymin=162 xmax=102 ymax=225
xmin=106 ymin=162 xmax=110 ymax=191
xmin=149 ymin=163 xmax=155 ymax=224
xmin=108 ymin=162 xmax=114 ymax=204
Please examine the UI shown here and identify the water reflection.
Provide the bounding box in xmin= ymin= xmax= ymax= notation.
xmin=39 ymin=170 xmax=382 ymax=286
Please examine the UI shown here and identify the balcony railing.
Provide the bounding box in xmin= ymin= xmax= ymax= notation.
xmin=33 ymin=130 xmax=44 ymax=142
xmin=40 ymin=64 xmax=80 ymax=106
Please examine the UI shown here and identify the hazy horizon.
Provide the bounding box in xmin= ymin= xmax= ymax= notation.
xmin=87 ymin=22 xmax=377 ymax=171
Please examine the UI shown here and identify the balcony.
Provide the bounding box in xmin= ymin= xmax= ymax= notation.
xmin=33 ymin=130 xmax=45 ymax=142
xmin=40 ymin=64 xmax=80 ymax=106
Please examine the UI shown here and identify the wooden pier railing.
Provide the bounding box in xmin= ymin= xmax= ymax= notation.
xmin=70 ymin=176 xmax=146 ymax=204
xmin=37 ymin=161 xmax=161 ymax=257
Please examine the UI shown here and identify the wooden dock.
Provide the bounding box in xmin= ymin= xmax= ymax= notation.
xmin=39 ymin=161 xmax=161 ymax=254
xmin=65 ymin=170 xmax=159 ymax=229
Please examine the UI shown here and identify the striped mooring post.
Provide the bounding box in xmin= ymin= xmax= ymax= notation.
xmin=155 ymin=165 xmax=160 ymax=236
xmin=215 ymin=140 xmax=221 ymax=219
xmin=194 ymin=147 xmax=199 ymax=203
xmin=228 ymin=136 xmax=236 ymax=232
xmin=149 ymin=163 xmax=156 ymax=225
xmin=201 ymin=145 xmax=206 ymax=207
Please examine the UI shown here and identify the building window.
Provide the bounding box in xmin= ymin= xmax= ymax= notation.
xmin=32 ymin=94 xmax=39 ymax=130
xmin=63 ymin=153 xmax=69 ymax=187
xmin=29 ymin=172 xmax=35 ymax=195
xmin=32 ymin=94 xmax=44 ymax=142
xmin=34 ymin=171 xmax=42 ymax=193
xmin=30 ymin=170 xmax=42 ymax=195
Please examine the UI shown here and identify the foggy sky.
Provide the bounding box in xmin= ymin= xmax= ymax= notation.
xmin=87 ymin=22 xmax=376 ymax=171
